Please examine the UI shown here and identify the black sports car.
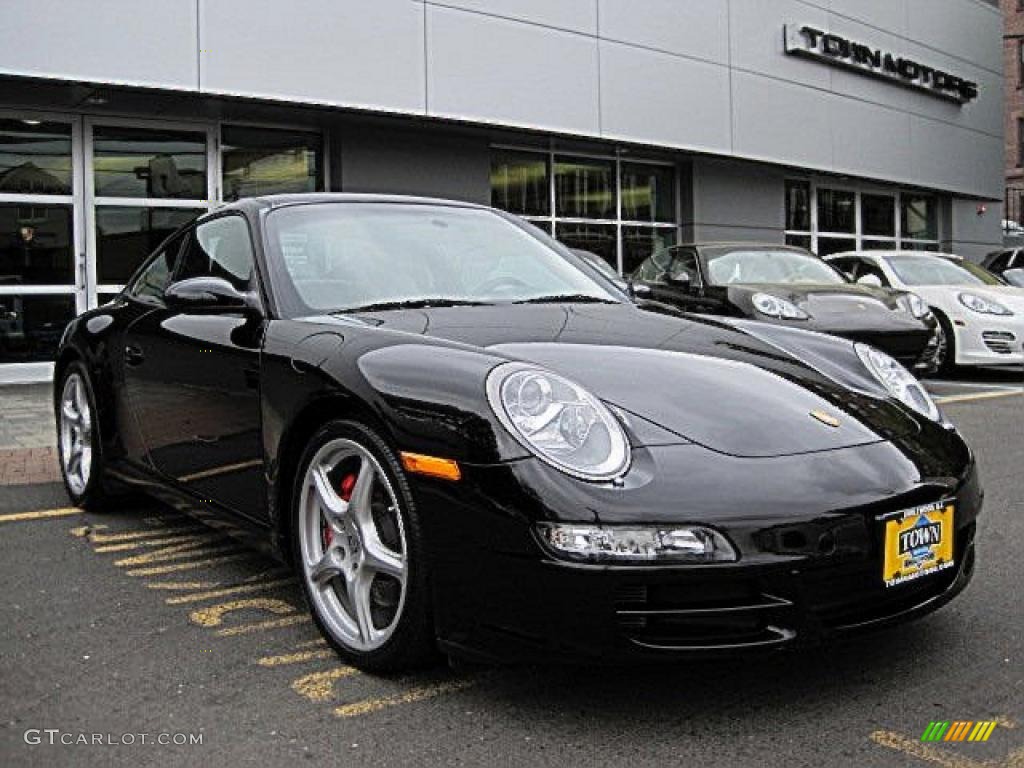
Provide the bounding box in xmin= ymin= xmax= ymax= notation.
xmin=630 ymin=243 xmax=943 ymax=373
xmin=55 ymin=195 xmax=979 ymax=671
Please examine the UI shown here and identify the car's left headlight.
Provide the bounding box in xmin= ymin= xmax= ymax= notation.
xmin=486 ymin=362 xmax=630 ymax=481
xmin=896 ymin=292 xmax=931 ymax=319
xmin=958 ymin=292 xmax=1013 ymax=316
xmin=855 ymin=343 xmax=940 ymax=422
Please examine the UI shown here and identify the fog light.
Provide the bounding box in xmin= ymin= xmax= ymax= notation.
xmin=537 ymin=523 xmax=737 ymax=563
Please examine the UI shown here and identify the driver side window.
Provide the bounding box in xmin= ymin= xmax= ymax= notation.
xmin=667 ymin=249 xmax=701 ymax=285
xmin=177 ymin=215 xmax=256 ymax=291
xmin=129 ymin=234 xmax=185 ymax=304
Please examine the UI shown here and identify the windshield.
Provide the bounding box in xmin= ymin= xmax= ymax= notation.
xmin=265 ymin=203 xmax=619 ymax=315
xmin=705 ymin=248 xmax=846 ymax=286
xmin=885 ymin=256 xmax=1001 ymax=286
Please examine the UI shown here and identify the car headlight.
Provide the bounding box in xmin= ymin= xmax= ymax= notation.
xmin=958 ymin=292 xmax=1013 ymax=316
xmin=752 ymin=293 xmax=809 ymax=320
xmin=855 ymin=343 xmax=940 ymax=422
xmin=896 ymin=292 xmax=931 ymax=319
xmin=486 ymin=362 xmax=631 ymax=481
xmin=537 ymin=523 xmax=737 ymax=563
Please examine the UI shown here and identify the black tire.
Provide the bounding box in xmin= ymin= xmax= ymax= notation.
xmin=933 ymin=310 xmax=957 ymax=376
xmin=55 ymin=361 xmax=112 ymax=512
xmin=291 ymin=419 xmax=437 ymax=673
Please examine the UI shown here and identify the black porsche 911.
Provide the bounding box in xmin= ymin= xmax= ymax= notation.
xmin=630 ymin=243 xmax=944 ymax=373
xmin=55 ymin=195 xmax=979 ymax=671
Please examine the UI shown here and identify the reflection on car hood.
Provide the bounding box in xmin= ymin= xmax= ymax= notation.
xmin=324 ymin=303 xmax=915 ymax=458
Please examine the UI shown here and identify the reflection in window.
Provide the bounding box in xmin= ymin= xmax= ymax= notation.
xmin=555 ymin=157 xmax=614 ymax=219
xmin=785 ymin=234 xmax=812 ymax=250
xmin=555 ymin=222 xmax=617 ymax=272
xmin=620 ymin=163 xmax=675 ymax=223
xmin=817 ymin=188 xmax=856 ymax=233
xmin=129 ymin=238 xmax=183 ymax=302
xmin=785 ymin=181 xmax=811 ymax=232
xmin=93 ymin=126 xmax=207 ymax=199
xmin=221 ymin=126 xmax=322 ymax=201
xmin=96 ymin=206 xmax=202 ymax=285
xmin=0 ymin=293 xmax=75 ymax=363
xmin=816 ymin=237 xmax=857 ymax=257
xmin=622 ymin=226 xmax=677 ymax=276
xmin=178 ymin=216 xmax=255 ymax=290
xmin=862 ymin=194 xmax=895 ymax=237
xmin=861 ymin=239 xmax=897 ymax=251
xmin=0 ymin=120 xmax=72 ymax=195
xmin=0 ymin=204 xmax=73 ymax=285
xmin=902 ymin=195 xmax=938 ymax=241
xmin=491 ymin=151 xmax=550 ymax=217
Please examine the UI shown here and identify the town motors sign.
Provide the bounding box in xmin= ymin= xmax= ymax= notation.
xmin=784 ymin=25 xmax=979 ymax=105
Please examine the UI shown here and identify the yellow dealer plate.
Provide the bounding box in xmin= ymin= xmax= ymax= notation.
xmin=880 ymin=501 xmax=955 ymax=588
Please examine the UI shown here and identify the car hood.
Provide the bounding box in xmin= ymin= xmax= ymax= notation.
xmin=726 ymin=283 xmax=918 ymax=322
xmin=323 ymin=303 xmax=915 ymax=458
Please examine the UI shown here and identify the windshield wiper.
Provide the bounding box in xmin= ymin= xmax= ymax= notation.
xmin=333 ymin=298 xmax=493 ymax=314
xmin=512 ymin=294 xmax=620 ymax=305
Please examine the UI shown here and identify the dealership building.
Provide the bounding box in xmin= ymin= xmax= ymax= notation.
xmin=0 ymin=0 xmax=1005 ymax=381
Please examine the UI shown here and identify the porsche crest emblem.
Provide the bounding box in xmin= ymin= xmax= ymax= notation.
xmin=810 ymin=410 xmax=841 ymax=428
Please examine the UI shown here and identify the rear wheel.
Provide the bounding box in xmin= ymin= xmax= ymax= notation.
xmin=56 ymin=363 xmax=110 ymax=511
xmin=292 ymin=420 xmax=435 ymax=672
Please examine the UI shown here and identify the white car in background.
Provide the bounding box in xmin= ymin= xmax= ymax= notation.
xmin=826 ymin=251 xmax=1024 ymax=372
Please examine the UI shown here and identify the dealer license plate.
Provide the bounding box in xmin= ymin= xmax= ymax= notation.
xmin=880 ymin=501 xmax=955 ymax=588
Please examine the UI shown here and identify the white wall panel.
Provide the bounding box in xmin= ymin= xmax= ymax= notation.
xmin=828 ymin=0 xmax=908 ymax=37
xmin=907 ymin=0 xmax=1002 ymax=74
xmin=598 ymin=0 xmax=729 ymax=65
xmin=0 ymin=0 xmax=197 ymax=89
xmin=600 ymin=43 xmax=731 ymax=154
xmin=909 ymin=116 xmax=1003 ymax=199
xmin=200 ymin=0 xmax=426 ymax=113
xmin=427 ymin=0 xmax=598 ymax=34
xmin=830 ymin=98 xmax=913 ymax=184
xmin=729 ymin=0 xmax=831 ymax=90
xmin=426 ymin=5 xmax=600 ymax=135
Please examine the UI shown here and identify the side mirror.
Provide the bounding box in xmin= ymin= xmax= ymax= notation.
xmin=165 ymin=276 xmax=259 ymax=312
xmin=857 ymin=274 xmax=883 ymax=288
xmin=1004 ymin=268 xmax=1024 ymax=287
xmin=665 ymin=271 xmax=692 ymax=289
xmin=629 ymin=281 xmax=652 ymax=297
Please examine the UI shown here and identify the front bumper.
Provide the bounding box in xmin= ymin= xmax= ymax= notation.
xmin=416 ymin=436 xmax=980 ymax=664
xmin=953 ymin=315 xmax=1024 ymax=366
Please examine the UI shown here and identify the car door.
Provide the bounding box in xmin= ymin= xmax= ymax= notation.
xmin=123 ymin=213 xmax=266 ymax=520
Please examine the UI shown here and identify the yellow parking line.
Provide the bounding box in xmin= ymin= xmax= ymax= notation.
xmin=0 ymin=507 xmax=80 ymax=524
xmin=146 ymin=580 xmax=219 ymax=591
xmin=334 ymin=678 xmax=476 ymax=718
xmin=214 ymin=615 xmax=308 ymax=637
xmin=871 ymin=730 xmax=985 ymax=768
xmin=165 ymin=577 xmax=295 ymax=605
xmin=291 ymin=666 xmax=359 ymax=701
xmin=190 ymin=598 xmax=297 ymax=628
xmin=936 ymin=390 xmax=1022 ymax=405
xmin=70 ymin=524 xmax=108 ymax=537
xmin=125 ymin=553 xmax=251 ymax=576
xmin=95 ymin=533 xmax=221 ymax=554
xmin=114 ymin=543 xmax=238 ymax=568
xmin=258 ymin=648 xmax=336 ymax=667
xmin=85 ymin=526 xmax=202 ymax=544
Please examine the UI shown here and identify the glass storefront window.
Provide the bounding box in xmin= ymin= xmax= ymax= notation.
xmin=491 ymin=151 xmax=550 ymax=217
xmin=0 ymin=204 xmax=73 ymax=286
xmin=785 ymin=181 xmax=811 ymax=233
xmin=93 ymin=126 xmax=207 ymax=199
xmin=817 ymin=188 xmax=856 ymax=234
xmin=525 ymin=219 xmax=551 ymax=235
xmin=555 ymin=157 xmax=615 ymax=219
xmin=901 ymin=241 xmax=940 ymax=252
xmin=902 ymin=195 xmax=938 ymax=241
xmin=555 ymin=222 xmax=617 ymax=271
xmin=622 ymin=226 xmax=677 ymax=276
xmin=0 ymin=293 xmax=75 ymax=363
xmin=95 ymin=206 xmax=203 ymax=285
xmin=862 ymin=239 xmax=897 ymax=251
xmin=0 ymin=119 xmax=72 ymax=195
xmin=221 ymin=126 xmax=322 ymax=201
xmin=620 ymin=163 xmax=675 ymax=223
xmin=817 ymin=237 xmax=857 ymax=257
xmin=785 ymin=234 xmax=812 ymax=250
xmin=862 ymin=194 xmax=895 ymax=237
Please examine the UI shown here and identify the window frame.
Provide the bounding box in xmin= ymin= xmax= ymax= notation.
xmin=173 ymin=211 xmax=261 ymax=297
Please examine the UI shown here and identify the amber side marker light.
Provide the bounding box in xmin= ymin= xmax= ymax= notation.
xmin=400 ymin=452 xmax=462 ymax=481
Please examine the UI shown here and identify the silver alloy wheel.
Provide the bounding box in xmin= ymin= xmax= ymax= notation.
xmin=59 ymin=372 xmax=93 ymax=496
xmin=298 ymin=439 xmax=408 ymax=652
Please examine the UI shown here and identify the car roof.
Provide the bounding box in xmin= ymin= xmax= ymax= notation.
xmin=825 ymin=250 xmax=961 ymax=260
xmin=207 ymin=193 xmax=490 ymax=216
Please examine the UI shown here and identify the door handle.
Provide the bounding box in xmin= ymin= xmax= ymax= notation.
xmin=124 ymin=344 xmax=145 ymax=366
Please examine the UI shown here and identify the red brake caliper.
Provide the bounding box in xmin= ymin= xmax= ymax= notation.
xmin=322 ymin=473 xmax=357 ymax=549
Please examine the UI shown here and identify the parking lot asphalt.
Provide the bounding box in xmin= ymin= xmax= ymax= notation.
xmin=0 ymin=387 xmax=1021 ymax=768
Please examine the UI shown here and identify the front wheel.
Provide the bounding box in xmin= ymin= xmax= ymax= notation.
xmin=292 ymin=420 xmax=435 ymax=673
xmin=56 ymin=362 xmax=110 ymax=511
xmin=933 ymin=311 xmax=957 ymax=375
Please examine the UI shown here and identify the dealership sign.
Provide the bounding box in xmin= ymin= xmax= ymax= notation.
xmin=784 ymin=25 xmax=979 ymax=105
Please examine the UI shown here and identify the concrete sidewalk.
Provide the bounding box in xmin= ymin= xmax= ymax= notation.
xmin=0 ymin=384 xmax=59 ymax=486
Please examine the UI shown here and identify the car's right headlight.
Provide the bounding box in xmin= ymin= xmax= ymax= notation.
xmin=486 ymin=362 xmax=630 ymax=481
xmin=855 ymin=343 xmax=940 ymax=422
xmin=958 ymin=292 xmax=1013 ymax=316
xmin=896 ymin=292 xmax=931 ymax=319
